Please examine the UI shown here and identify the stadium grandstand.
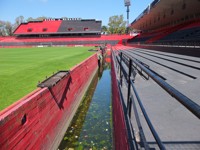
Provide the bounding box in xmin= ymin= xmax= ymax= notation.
xmin=127 ymin=0 xmax=200 ymax=47
xmin=14 ymin=18 xmax=102 ymax=37
xmin=0 ymin=18 xmax=132 ymax=47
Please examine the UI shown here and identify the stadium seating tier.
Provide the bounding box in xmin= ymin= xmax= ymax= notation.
xmin=14 ymin=19 xmax=102 ymax=35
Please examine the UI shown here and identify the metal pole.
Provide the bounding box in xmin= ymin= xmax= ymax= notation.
xmin=128 ymin=97 xmax=132 ymax=118
xmin=126 ymin=6 xmax=130 ymax=34
xmin=127 ymin=59 xmax=132 ymax=111
xmin=127 ymin=6 xmax=129 ymax=27
xmin=120 ymin=52 xmax=123 ymax=85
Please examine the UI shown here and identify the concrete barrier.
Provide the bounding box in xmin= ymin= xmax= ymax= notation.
xmin=0 ymin=54 xmax=98 ymax=150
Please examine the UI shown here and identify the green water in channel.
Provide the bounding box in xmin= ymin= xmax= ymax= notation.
xmin=58 ymin=63 xmax=113 ymax=150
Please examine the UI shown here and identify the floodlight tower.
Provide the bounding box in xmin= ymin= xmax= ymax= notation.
xmin=124 ymin=0 xmax=131 ymax=33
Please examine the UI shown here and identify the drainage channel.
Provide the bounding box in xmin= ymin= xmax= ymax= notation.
xmin=58 ymin=62 xmax=112 ymax=150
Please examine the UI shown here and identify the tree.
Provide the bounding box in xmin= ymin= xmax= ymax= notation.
xmin=27 ymin=16 xmax=48 ymax=22
xmin=0 ymin=28 xmax=5 ymax=36
xmin=107 ymin=15 xmax=126 ymax=34
xmin=36 ymin=16 xmax=47 ymax=21
xmin=0 ymin=20 xmax=13 ymax=36
xmin=0 ymin=20 xmax=4 ymax=27
xmin=0 ymin=20 xmax=5 ymax=36
xmin=5 ymin=21 xmax=13 ymax=36
xmin=101 ymin=25 xmax=108 ymax=34
xmin=27 ymin=17 xmax=34 ymax=22
xmin=15 ymin=16 xmax=24 ymax=26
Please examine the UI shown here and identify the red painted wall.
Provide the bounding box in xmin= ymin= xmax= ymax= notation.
xmin=111 ymin=51 xmax=129 ymax=150
xmin=0 ymin=54 xmax=98 ymax=150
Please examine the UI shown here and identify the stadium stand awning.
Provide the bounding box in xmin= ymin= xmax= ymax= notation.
xmin=131 ymin=0 xmax=200 ymax=31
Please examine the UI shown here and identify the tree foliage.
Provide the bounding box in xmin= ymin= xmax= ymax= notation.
xmin=27 ymin=16 xmax=48 ymax=22
xmin=0 ymin=20 xmax=13 ymax=36
xmin=101 ymin=25 xmax=108 ymax=34
xmin=5 ymin=21 xmax=13 ymax=36
xmin=107 ymin=15 xmax=126 ymax=34
xmin=15 ymin=16 xmax=24 ymax=26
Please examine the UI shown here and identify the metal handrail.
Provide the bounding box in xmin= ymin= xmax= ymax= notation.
xmin=122 ymin=51 xmax=200 ymax=119
xmin=112 ymin=50 xmax=138 ymax=150
xmin=113 ymin=50 xmax=166 ymax=149
xmin=130 ymin=79 xmax=166 ymax=150
xmin=113 ymin=49 xmax=200 ymax=149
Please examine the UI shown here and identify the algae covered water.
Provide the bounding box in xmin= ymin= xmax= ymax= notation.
xmin=58 ymin=64 xmax=112 ymax=150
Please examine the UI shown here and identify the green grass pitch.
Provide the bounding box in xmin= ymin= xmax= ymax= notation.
xmin=0 ymin=46 xmax=95 ymax=111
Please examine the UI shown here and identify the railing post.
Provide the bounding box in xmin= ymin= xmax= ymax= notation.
xmin=128 ymin=97 xmax=132 ymax=118
xmin=127 ymin=59 xmax=132 ymax=116
xmin=120 ymin=52 xmax=123 ymax=86
xmin=127 ymin=59 xmax=132 ymax=104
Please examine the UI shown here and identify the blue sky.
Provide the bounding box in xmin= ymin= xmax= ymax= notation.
xmin=0 ymin=0 xmax=153 ymax=25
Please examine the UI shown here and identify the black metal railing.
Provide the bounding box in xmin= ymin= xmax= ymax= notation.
xmin=112 ymin=49 xmax=200 ymax=149
xmin=121 ymin=50 xmax=200 ymax=119
xmin=113 ymin=50 xmax=166 ymax=150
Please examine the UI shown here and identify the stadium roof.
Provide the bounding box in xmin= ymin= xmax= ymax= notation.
xmin=131 ymin=0 xmax=200 ymax=31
